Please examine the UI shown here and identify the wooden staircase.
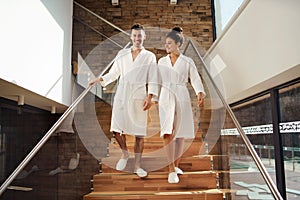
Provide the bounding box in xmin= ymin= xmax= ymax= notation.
xmin=84 ymin=155 xmax=224 ymax=199
xmin=83 ymin=103 xmax=226 ymax=200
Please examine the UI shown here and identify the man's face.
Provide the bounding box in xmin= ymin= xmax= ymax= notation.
xmin=130 ymin=29 xmax=146 ymax=48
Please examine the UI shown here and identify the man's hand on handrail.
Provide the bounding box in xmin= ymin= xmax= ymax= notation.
xmin=89 ymin=77 xmax=103 ymax=86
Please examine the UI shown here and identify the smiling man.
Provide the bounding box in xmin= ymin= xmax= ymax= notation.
xmin=90 ymin=23 xmax=157 ymax=178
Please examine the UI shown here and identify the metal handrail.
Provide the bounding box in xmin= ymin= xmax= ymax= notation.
xmin=74 ymin=1 xmax=130 ymax=37
xmin=184 ymin=39 xmax=283 ymax=200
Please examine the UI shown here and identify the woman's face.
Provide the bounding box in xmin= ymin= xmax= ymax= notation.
xmin=165 ymin=37 xmax=180 ymax=54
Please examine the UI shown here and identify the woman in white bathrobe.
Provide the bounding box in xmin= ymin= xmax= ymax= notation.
xmin=158 ymin=27 xmax=206 ymax=183
xmin=90 ymin=24 xmax=157 ymax=178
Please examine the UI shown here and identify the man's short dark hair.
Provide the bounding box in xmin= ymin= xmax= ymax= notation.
xmin=131 ymin=23 xmax=144 ymax=31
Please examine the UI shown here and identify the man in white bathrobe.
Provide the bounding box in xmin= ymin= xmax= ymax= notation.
xmin=90 ymin=24 xmax=157 ymax=178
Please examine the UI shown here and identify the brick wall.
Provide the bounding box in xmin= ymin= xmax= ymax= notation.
xmin=72 ymin=0 xmax=214 ymax=76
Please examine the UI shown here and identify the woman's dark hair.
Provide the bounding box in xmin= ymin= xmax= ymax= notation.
xmin=166 ymin=26 xmax=184 ymax=47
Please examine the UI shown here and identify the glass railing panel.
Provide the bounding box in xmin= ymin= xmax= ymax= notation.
xmin=0 ymin=77 xmax=116 ymax=200
xmin=230 ymin=93 xmax=277 ymax=182
xmin=75 ymin=34 xmax=129 ymax=104
xmin=220 ymin=110 xmax=276 ymax=199
xmin=279 ymin=82 xmax=300 ymax=200
xmin=73 ymin=0 xmax=131 ymax=104
xmin=73 ymin=1 xmax=130 ymax=73
xmin=0 ymin=101 xmax=60 ymax=199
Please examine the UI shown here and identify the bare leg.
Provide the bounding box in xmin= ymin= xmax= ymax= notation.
xmin=163 ymin=134 xmax=175 ymax=173
xmin=114 ymin=131 xmax=129 ymax=159
xmin=164 ymin=134 xmax=179 ymax=183
xmin=174 ymin=138 xmax=184 ymax=168
xmin=134 ymin=136 xmax=144 ymax=170
xmin=133 ymin=136 xmax=148 ymax=177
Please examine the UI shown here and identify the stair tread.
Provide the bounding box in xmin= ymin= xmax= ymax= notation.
xmin=102 ymin=154 xmax=214 ymax=161
xmin=94 ymin=169 xmax=230 ymax=176
xmin=94 ymin=170 xmax=217 ymax=177
xmin=84 ymin=189 xmax=224 ymax=200
xmin=101 ymin=154 xmax=216 ymax=173
xmin=86 ymin=188 xmax=223 ymax=195
xmin=92 ymin=171 xmax=218 ymax=192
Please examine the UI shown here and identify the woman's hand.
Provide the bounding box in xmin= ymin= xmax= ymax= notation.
xmin=89 ymin=77 xmax=103 ymax=86
xmin=197 ymin=92 xmax=204 ymax=107
xmin=143 ymin=94 xmax=153 ymax=111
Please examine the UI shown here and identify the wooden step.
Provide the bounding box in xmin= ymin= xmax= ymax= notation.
xmin=101 ymin=155 xmax=212 ymax=173
xmin=84 ymin=189 xmax=223 ymax=200
xmin=92 ymin=171 xmax=218 ymax=192
xmin=108 ymin=137 xmax=204 ymax=157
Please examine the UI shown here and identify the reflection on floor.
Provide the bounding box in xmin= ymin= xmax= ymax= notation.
xmin=234 ymin=181 xmax=273 ymax=199
xmin=230 ymin=159 xmax=300 ymax=200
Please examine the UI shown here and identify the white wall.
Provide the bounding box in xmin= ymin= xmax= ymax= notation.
xmin=205 ymin=0 xmax=300 ymax=103
xmin=0 ymin=0 xmax=73 ymax=106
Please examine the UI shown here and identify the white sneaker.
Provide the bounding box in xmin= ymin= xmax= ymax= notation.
xmin=175 ymin=167 xmax=183 ymax=175
xmin=116 ymin=158 xmax=128 ymax=171
xmin=168 ymin=172 xmax=179 ymax=183
xmin=134 ymin=168 xmax=147 ymax=178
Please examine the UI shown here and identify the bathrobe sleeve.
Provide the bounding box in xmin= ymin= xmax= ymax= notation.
xmin=188 ymin=58 xmax=206 ymax=98
xmin=147 ymin=53 xmax=159 ymax=98
xmin=100 ymin=60 xmax=121 ymax=87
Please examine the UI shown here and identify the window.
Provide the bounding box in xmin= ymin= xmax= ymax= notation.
xmin=213 ymin=0 xmax=245 ymax=37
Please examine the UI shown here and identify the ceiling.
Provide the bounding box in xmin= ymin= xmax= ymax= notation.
xmin=0 ymin=78 xmax=68 ymax=113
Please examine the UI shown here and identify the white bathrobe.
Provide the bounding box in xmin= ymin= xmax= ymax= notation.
xmin=101 ymin=47 xmax=157 ymax=136
xmin=158 ymin=54 xmax=206 ymax=139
